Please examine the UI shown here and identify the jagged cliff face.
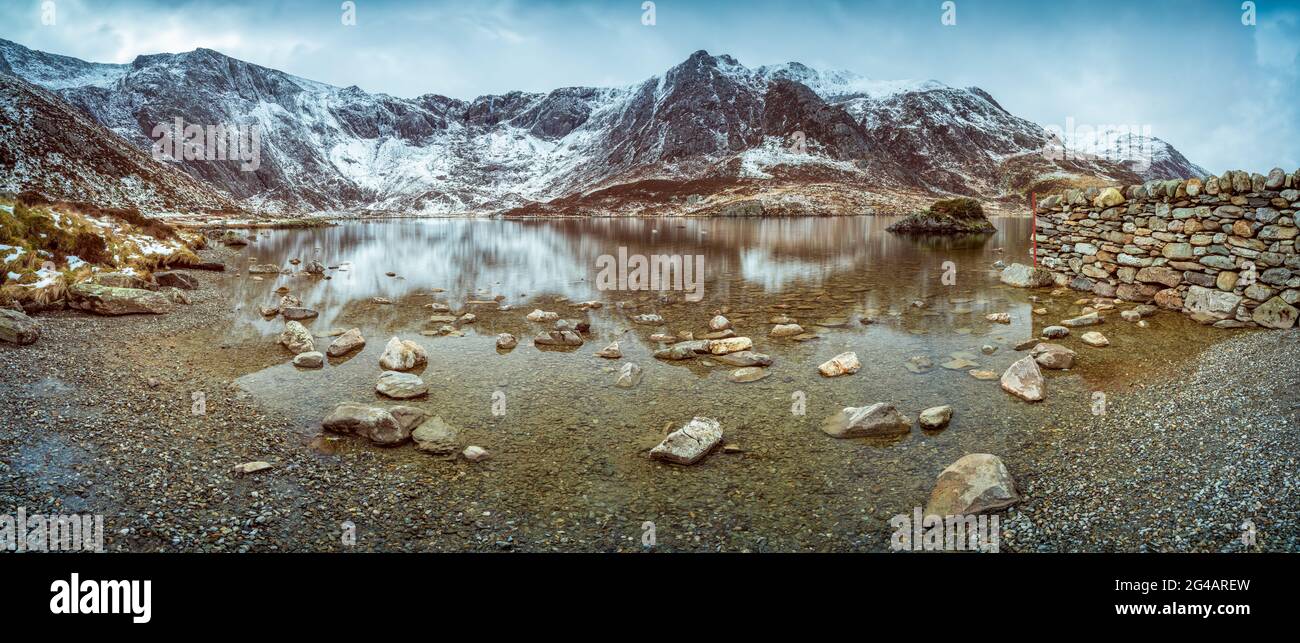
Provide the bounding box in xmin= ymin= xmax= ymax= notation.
xmin=0 ymin=39 xmax=1208 ymax=216
xmin=0 ymin=73 xmax=237 ymax=213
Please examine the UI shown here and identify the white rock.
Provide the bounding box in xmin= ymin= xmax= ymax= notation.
xmin=818 ymin=351 xmax=861 ymax=377
xmin=1000 ymin=356 xmax=1045 ymax=402
xmin=278 ymin=320 xmax=314 ymax=354
xmin=375 ymin=370 xmax=428 ymax=399
xmin=769 ymin=323 xmax=804 ymax=337
xmin=378 ymin=336 xmax=427 ymax=371
xmin=463 ymin=446 xmax=491 ymax=462
xmin=1080 ymin=331 xmax=1110 ymax=347
xmin=708 ymin=336 xmax=752 ymax=354
xmin=232 ymin=461 xmax=273 ymax=475
xmin=650 ymin=417 xmax=723 ymax=465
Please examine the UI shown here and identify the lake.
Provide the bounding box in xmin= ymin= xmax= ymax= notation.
xmin=217 ymin=215 xmax=1230 ymax=549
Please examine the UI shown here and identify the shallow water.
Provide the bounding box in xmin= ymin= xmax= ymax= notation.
xmin=218 ymin=216 xmax=1235 ymax=550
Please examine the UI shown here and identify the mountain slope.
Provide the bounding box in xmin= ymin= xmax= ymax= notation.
xmin=0 ymin=73 xmax=239 ymax=214
xmin=0 ymin=39 xmax=1208 ymax=217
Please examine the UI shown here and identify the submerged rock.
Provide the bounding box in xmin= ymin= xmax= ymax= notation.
xmin=615 ymin=362 xmax=643 ymax=388
xmin=281 ymin=306 xmax=319 ymax=321
xmin=821 ymin=403 xmax=911 ymax=438
xmin=1030 ymin=343 xmax=1075 ymax=369
xmin=534 ymin=330 xmax=584 ymax=347
xmin=727 ymin=366 xmax=770 ymax=383
xmin=1080 ymin=331 xmax=1110 ymax=347
xmin=525 ymin=309 xmax=559 ymax=322
xmin=650 ymin=417 xmax=723 ymax=465
xmin=412 ymin=417 xmax=459 ymax=455
xmin=1061 ymin=312 xmax=1102 ymax=327
xmin=631 ymin=313 xmax=664 ymax=325
xmin=713 ymin=351 xmax=772 ymax=367
xmin=709 ymin=315 xmax=732 ymax=331
xmin=924 ymin=454 xmax=1021 ymax=516
xmin=769 ymin=323 xmax=804 ymax=337
xmin=1042 ymin=325 xmax=1070 ymax=339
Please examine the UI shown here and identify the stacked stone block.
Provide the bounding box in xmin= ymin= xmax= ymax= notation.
xmin=1034 ymin=168 xmax=1300 ymax=329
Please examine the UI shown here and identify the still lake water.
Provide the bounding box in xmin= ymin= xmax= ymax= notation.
xmin=220 ymin=216 xmax=1229 ymax=550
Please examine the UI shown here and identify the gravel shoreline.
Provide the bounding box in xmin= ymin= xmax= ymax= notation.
xmin=1 ymin=245 xmax=1297 ymax=552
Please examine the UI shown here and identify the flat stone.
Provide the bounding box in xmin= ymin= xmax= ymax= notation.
xmin=708 ymin=337 xmax=753 ymax=354
xmin=713 ymin=351 xmax=772 ymax=367
xmin=818 ymin=351 xmax=861 ymax=377
xmin=1080 ymin=331 xmax=1110 ymax=347
xmin=650 ymin=417 xmax=722 ymax=465
xmin=728 ymin=366 xmax=770 ymax=383
xmin=1251 ymin=296 xmax=1298 ymax=329
xmin=769 ymin=323 xmax=805 ymax=337
xmin=412 ymin=417 xmax=459 ymax=455
xmin=375 ymin=371 xmax=428 ymax=399
xmin=327 ymin=328 xmax=366 ymax=357
xmin=821 ymin=403 xmax=911 ymax=438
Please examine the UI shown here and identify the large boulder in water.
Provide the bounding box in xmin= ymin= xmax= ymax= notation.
xmin=887 ymin=198 xmax=995 ymax=234
xmin=378 ymin=337 xmax=427 ymax=370
xmin=322 ymin=403 xmax=409 ymax=446
xmin=821 ymin=403 xmax=911 ymax=438
xmin=278 ymin=320 xmax=314 ymax=354
xmin=68 ymin=283 xmax=174 ymax=315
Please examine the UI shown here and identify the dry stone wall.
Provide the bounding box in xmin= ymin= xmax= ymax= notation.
xmin=1033 ymin=168 xmax=1300 ymax=329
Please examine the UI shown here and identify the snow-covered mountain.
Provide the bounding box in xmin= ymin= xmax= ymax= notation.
xmin=0 ymin=38 xmax=1206 ymax=217
xmin=0 ymin=73 xmax=238 ymax=213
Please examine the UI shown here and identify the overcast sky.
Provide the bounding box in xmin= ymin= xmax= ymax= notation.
xmin=1 ymin=0 xmax=1297 ymax=173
